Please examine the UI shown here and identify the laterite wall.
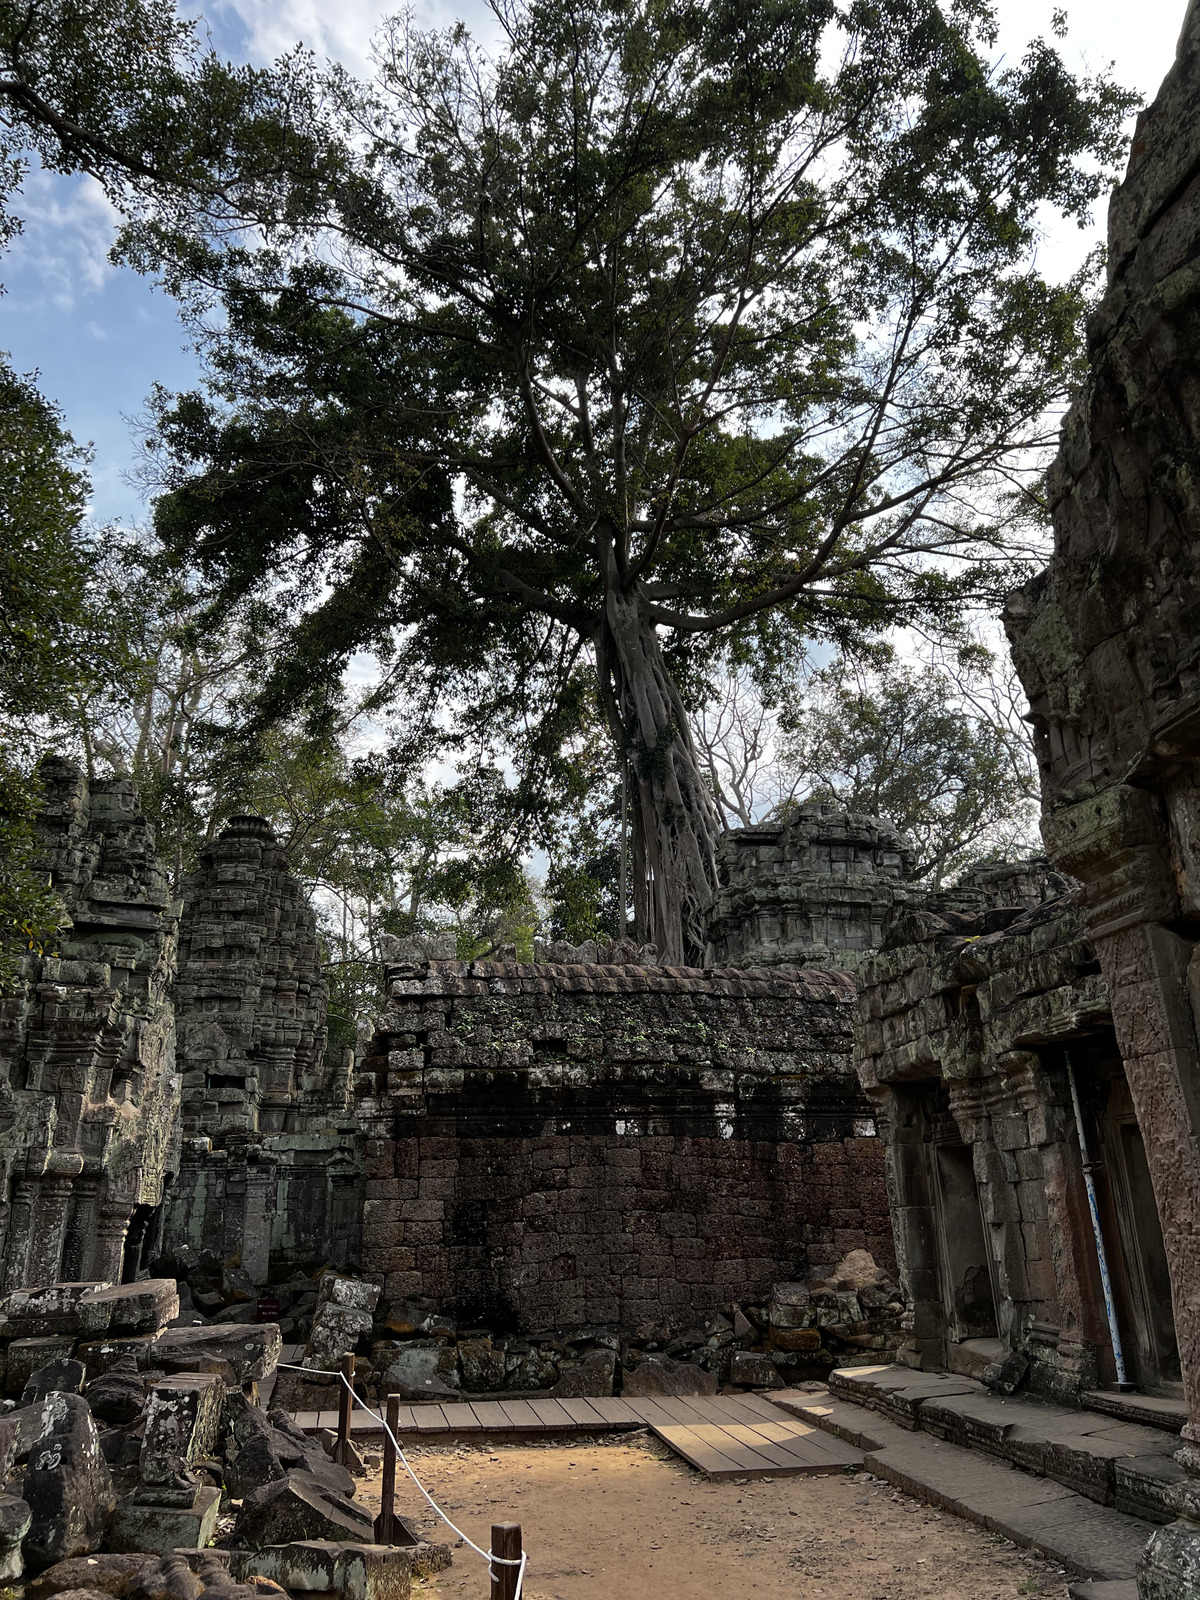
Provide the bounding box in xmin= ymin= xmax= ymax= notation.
xmin=355 ymin=958 xmax=891 ymax=1332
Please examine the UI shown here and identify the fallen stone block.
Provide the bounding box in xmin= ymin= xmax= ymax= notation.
xmin=105 ymin=1487 xmax=221 ymax=1556
xmin=228 ymin=1539 xmax=449 ymax=1600
xmin=78 ymin=1283 xmax=179 ymax=1339
xmin=233 ymin=1474 xmax=376 ymax=1549
xmin=223 ymin=1394 xmax=354 ymax=1500
xmin=84 ymin=1357 xmax=146 ymax=1425
xmin=317 ymin=1278 xmax=381 ymax=1315
xmin=303 ymin=1308 xmax=374 ymax=1372
xmin=544 ymin=1350 xmax=616 ymax=1398
xmin=78 ymin=1339 xmax=158 ymax=1383
xmin=0 ymin=1491 xmax=31 ymax=1578
xmin=139 ymin=1374 xmax=225 ymax=1491
xmin=622 ymin=1356 xmax=717 ymax=1398
xmin=150 ymin=1325 xmax=281 ymax=1384
xmin=382 ymin=1347 xmax=459 ymax=1402
xmin=728 ymin=1350 xmax=784 ymax=1389
xmin=22 ymin=1392 xmax=116 ymax=1568
xmin=0 ymin=1284 xmax=109 ymax=1340
xmin=28 ymin=1551 xmax=154 ymax=1597
xmin=23 ymin=1359 xmax=87 ymax=1405
xmin=7 ymin=1337 xmax=77 ymax=1396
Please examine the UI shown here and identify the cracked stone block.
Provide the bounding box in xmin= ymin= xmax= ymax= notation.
xmin=21 ymin=1392 xmax=116 ymax=1568
xmin=139 ymin=1374 xmax=225 ymax=1488
xmin=233 ymin=1473 xmax=376 ymax=1548
xmin=0 ymin=1492 xmax=31 ymax=1579
xmin=0 ymin=1285 xmax=110 ymax=1341
xmin=151 ymin=1324 xmax=281 ymax=1383
xmin=7 ymin=1339 xmax=77 ymax=1397
xmin=105 ymin=1485 xmax=220 ymax=1556
xmin=77 ymin=1282 xmax=179 ymax=1338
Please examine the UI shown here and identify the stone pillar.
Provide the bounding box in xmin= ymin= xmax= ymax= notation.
xmin=25 ymin=1175 xmax=76 ymax=1288
xmin=241 ymin=1161 xmax=278 ymax=1287
xmin=2 ymin=1180 xmax=36 ymax=1291
xmin=60 ymin=1179 xmax=101 ymax=1283
xmin=93 ymin=1203 xmax=136 ymax=1283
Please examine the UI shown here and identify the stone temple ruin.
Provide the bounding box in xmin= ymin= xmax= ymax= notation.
xmin=3 ymin=7 xmax=1200 ymax=1594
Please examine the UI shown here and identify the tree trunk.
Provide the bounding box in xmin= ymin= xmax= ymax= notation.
xmin=595 ymin=585 xmax=722 ymax=965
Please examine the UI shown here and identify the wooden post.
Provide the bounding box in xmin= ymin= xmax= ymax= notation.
xmin=336 ymin=1351 xmax=355 ymax=1466
xmin=490 ymin=1523 xmax=522 ymax=1600
xmin=374 ymin=1395 xmax=400 ymax=1544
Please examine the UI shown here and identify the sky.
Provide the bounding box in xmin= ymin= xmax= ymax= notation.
xmin=0 ymin=0 xmax=1186 ymax=527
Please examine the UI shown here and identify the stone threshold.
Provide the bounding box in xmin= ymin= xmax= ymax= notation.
xmin=770 ymin=1375 xmax=1155 ymax=1588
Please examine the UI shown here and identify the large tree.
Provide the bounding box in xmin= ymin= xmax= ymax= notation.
xmin=115 ymin=0 xmax=1130 ymax=959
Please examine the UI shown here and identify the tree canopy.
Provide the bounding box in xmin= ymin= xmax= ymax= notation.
xmin=122 ymin=0 xmax=1134 ymax=959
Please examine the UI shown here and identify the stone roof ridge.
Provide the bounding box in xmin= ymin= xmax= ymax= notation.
xmin=383 ymin=953 xmax=857 ymax=1001
xmin=879 ymin=883 xmax=1084 ymax=956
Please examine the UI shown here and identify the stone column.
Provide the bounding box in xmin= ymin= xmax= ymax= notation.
xmin=241 ymin=1161 xmax=278 ymax=1287
xmin=59 ymin=1179 xmax=101 ymax=1283
xmin=93 ymin=1202 xmax=136 ymax=1282
xmin=25 ymin=1174 xmax=76 ymax=1288
xmin=2 ymin=1180 xmax=36 ymax=1291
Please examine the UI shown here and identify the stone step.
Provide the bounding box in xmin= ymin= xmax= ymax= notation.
xmin=1066 ymin=1581 xmax=1138 ymax=1600
xmin=825 ymin=1364 xmax=1182 ymax=1522
xmin=1083 ymin=1390 xmax=1187 ymax=1436
xmin=773 ymin=1388 xmax=1153 ymax=1583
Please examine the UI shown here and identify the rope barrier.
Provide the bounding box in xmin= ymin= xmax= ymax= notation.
xmin=275 ymin=1362 xmax=528 ymax=1599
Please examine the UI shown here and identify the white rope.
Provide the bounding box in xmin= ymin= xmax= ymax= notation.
xmin=275 ymin=1362 xmax=528 ymax=1600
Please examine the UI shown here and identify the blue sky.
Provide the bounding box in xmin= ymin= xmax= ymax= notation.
xmin=0 ymin=0 xmax=1186 ymax=526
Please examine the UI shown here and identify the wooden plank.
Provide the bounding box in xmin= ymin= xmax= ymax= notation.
xmin=528 ymin=1399 xmax=575 ymax=1430
xmin=650 ymin=1424 xmax=759 ymax=1480
xmin=292 ymin=1410 xmax=322 ymax=1432
xmin=623 ymin=1399 xmax=676 ymax=1428
xmin=581 ymin=1398 xmax=639 ymax=1426
xmin=712 ymin=1423 xmax=823 ymax=1472
xmin=389 ymin=1405 xmax=419 ymax=1432
xmin=732 ymin=1415 xmax=863 ymax=1466
xmin=470 ymin=1401 xmax=514 ymax=1430
xmin=648 ymin=1396 xmax=709 ymax=1425
xmin=497 ymin=1401 xmax=541 ymax=1430
xmin=557 ymin=1398 xmax=609 ymax=1427
xmin=411 ymin=1405 xmax=449 ymax=1432
xmin=316 ymin=1410 xmax=340 ymax=1430
xmin=440 ymin=1403 xmax=482 ymax=1432
xmin=677 ymin=1422 xmax=777 ymax=1471
xmin=732 ymin=1392 xmax=792 ymax=1420
xmin=702 ymin=1394 xmax=773 ymax=1423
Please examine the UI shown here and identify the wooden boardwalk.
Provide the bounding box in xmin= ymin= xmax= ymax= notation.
xmin=284 ymin=1380 xmax=862 ymax=1481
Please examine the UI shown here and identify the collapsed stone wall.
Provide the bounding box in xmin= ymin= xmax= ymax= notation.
xmin=355 ymin=953 xmax=891 ymax=1338
xmin=0 ymin=757 xmax=180 ymax=1289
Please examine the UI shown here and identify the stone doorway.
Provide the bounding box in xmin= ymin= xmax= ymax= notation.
xmin=1068 ymin=1034 xmax=1181 ymax=1397
xmin=930 ymin=1137 xmax=998 ymax=1346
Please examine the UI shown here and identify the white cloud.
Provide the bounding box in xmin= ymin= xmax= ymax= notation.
xmin=210 ymin=0 xmax=500 ymax=73
xmin=2 ymin=169 xmax=120 ymax=312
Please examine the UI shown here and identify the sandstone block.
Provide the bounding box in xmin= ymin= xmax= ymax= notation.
xmin=151 ymin=1324 xmax=281 ymax=1383
xmin=622 ymin=1355 xmax=717 ymax=1397
xmin=27 ymin=1551 xmax=150 ymax=1597
xmin=77 ymin=1283 xmax=178 ymax=1339
xmin=233 ymin=1473 xmax=375 ymax=1549
xmin=22 ymin=1392 xmax=116 ymax=1568
xmin=0 ymin=1284 xmax=109 ymax=1341
xmin=22 ymin=1359 xmax=86 ymax=1406
xmin=105 ymin=1486 xmax=219 ymax=1556
xmin=139 ymin=1375 xmax=225 ymax=1490
xmin=7 ymin=1338 xmax=77 ymax=1396
xmin=727 ymin=1350 xmax=784 ymax=1389
xmin=0 ymin=1492 xmax=31 ymax=1579
xmin=382 ymin=1346 xmax=460 ymax=1401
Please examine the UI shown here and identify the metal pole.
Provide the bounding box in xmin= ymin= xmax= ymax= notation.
xmin=1065 ymin=1049 xmax=1130 ymax=1389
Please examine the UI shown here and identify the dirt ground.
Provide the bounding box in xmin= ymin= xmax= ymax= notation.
xmin=352 ymin=1432 xmax=1074 ymax=1600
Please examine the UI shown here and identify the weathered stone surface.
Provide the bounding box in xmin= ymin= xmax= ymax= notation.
xmin=78 ymin=1339 xmax=156 ymax=1382
xmin=0 ymin=760 xmax=180 ymax=1292
xmin=303 ymin=1305 xmax=373 ymax=1373
xmin=29 ymin=1552 xmax=153 ymax=1598
xmin=105 ymin=1488 xmax=220 ymax=1557
xmin=0 ymin=1285 xmax=109 ymax=1340
xmin=359 ymin=956 xmax=889 ymax=1332
xmin=22 ymin=1392 xmax=116 ymax=1568
xmin=622 ymin=1355 xmax=717 ymax=1397
xmin=152 ymin=1324 xmax=281 ymax=1383
xmin=233 ymin=1473 xmax=375 ymax=1549
xmin=383 ymin=1347 xmax=460 ymax=1402
xmin=83 ymin=1358 xmax=146 ymax=1425
xmin=223 ymin=1394 xmax=353 ymax=1500
xmin=457 ymin=1340 xmax=506 ymax=1394
xmin=544 ymin=1350 xmax=616 ymax=1398
xmin=8 ymin=1339 xmax=78 ymax=1396
xmin=78 ymin=1283 xmax=178 ymax=1338
xmin=727 ymin=1350 xmax=784 ymax=1389
xmin=228 ymin=1539 xmax=435 ymax=1600
xmin=138 ymin=1375 xmax=225 ymax=1494
xmin=0 ymin=1492 xmax=31 ymax=1579
xmin=22 ymin=1359 xmax=86 ymax=1405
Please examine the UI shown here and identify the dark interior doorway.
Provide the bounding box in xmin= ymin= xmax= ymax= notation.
xmin=930 ymin=1138 xmax=998 ymax=1342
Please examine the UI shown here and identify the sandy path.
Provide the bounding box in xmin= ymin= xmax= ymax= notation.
xmin=352 ymin=1432 xmax=1072 ymax=1600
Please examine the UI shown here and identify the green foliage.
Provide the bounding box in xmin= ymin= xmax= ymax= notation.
xmin=778 ymin=648 xmax=1040 ymax=883
xmin=0 ymin=757 xmax=69 ymax=991
xmin=112 ymin=0 xmax=1134 ymax=953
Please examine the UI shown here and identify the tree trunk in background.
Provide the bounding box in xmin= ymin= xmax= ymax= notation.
xmin=595 ymin=586 xmax=722 ymax=965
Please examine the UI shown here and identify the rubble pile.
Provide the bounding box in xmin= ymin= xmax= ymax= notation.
xmin=0 ymin=1278 xmax=450 ymax=1592
xmin=271 ymin=1259 xmax=902 ymax=1410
